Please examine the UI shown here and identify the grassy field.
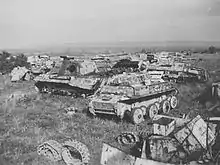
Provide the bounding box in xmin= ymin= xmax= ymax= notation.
xmin=0 ymin=53 xmax=220 ymax=165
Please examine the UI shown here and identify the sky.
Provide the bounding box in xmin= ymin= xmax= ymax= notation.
xmin=0 ymin=0 xmax=220 ymax=49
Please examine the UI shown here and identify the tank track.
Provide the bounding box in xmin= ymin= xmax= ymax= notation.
xmin=37 ymin=139 xmax=90 ymax=165
xmin=62 ymin=139 xmax=90 ymax=165
xmin=37 ymin=140 xmax=63 ymax=162
xmin=35 ymin=82 xmax=95 ymax=98
xmin=116 ymin=132 xmax=140 ymax=145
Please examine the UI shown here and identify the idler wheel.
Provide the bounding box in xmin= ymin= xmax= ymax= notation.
xmin=170 ymin=95 xmax=179 ymax=109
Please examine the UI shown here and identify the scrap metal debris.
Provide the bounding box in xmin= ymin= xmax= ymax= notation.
xmin=152 ymin=116 xmax=176 ymax=136
xmin=37 ymin=139 xmax=90 ymax=165
xmin=101 ymin=115 xmax=220 ymax=165
xmin=65 ymin=107 xmax=77 ymax=115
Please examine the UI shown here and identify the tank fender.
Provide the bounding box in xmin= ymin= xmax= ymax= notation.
xmin=88 ymin=101 xmax=96 ymax=116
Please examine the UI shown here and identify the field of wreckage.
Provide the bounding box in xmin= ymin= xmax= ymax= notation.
xmin=1 ymin=50 xmax=220 ymax=165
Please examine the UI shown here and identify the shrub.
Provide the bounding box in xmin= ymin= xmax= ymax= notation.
xmin=0 ymin=51 xmax=30 ymax=74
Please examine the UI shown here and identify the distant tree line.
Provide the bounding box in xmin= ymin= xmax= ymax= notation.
xmin=0 ymin=51 xmax=30 ymax=74
xmin=202 ymin=46 xmax=220 ymax=54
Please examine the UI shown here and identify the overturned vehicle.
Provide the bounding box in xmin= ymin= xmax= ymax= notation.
xmin=34 ymin=56 xmax=111 ymax=97
xmin=101 ymin=115 xmax=220 ymax=165
xmin=88 ymin=72 xmax=179 ymax=124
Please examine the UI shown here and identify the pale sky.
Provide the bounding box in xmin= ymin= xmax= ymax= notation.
xmin=0 ymin=0 xmax=220 ymax=49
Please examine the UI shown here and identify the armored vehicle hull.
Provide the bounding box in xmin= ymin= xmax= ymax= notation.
xmin=34 ymin=56 xmax=111 ymax=97
xmin=34 ymin=74 xmax=105 ymax=97
xmin=89 ymin=72 xmax=179 ymax=124
xmin=147 ymin=63 xmax=209 ymax=83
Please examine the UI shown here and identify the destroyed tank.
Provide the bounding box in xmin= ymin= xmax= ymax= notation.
xmin=110 ymin=59 xmax=147 ymax=74
xmin=147 ymin=62 xmax=209 ymax=83
xmin=34 ymin=56 xmax=111 ymax=97
xmin=88 ymin=72 xmax=179 ymax=124
xmin=30 ymin=55 xmax=55 ymax=75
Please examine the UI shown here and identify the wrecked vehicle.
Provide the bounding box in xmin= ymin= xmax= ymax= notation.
xmin=34 ymin=56 xmax=110 ymax=97
xmin=147 ymin=62 xmax=209 ymax=83
xmin=101 ymin=115 xmax=220 ymax=165
xmin=29 ymin=54 xmax=55 ymax=75
xmin=110 ymin=59 xmax=147 ymax=74
xmin=88 ymin=72 xmax=179 ymax=124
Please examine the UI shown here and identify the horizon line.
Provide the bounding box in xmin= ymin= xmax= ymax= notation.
xmin=1 ymin=40 xmax=220 ymax=51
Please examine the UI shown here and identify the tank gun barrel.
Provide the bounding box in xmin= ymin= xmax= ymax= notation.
xmin=60 ymin=55 xmax=75 ymax=60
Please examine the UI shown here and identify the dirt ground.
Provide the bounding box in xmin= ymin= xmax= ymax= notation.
xmin=0 ymin=53 xmax=220 ymax=165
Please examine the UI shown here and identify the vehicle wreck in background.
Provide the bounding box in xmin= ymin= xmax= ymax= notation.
xmin=146 ymin=61 xmax=209 ymax=83
xmin=28 ymin=54 xmax=56 ymax=75
xmin=34 ymin=56 xmax=110 ymax=97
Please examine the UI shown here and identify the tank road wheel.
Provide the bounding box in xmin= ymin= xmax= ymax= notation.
xmin=161 ymin=100 xmax=171 ymax=114
xmin=131 ymin=108 xmax=144 ymax=124
xmin=170 ymin=95 xmax=179 ymax=109
xmin=149 ymin=104 xmax=159 ymax=119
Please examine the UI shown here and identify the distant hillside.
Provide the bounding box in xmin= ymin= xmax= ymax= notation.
xmin=2 ymin=41 xmax=220 ymax=55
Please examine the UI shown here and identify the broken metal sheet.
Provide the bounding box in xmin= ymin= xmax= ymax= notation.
xmin=101 ymin=142 xmax=189 ymax=165
xmin=101 ymin=143 xmax=136 ymax=165
xmin=153 ymin=115 xmax=190 ymax=128
xmin=152 ymin=117 xmax=176 ymax=136
xmin=148 ymin=135 xmax=186 ymax=164
xmin=134 ymin=158 xmax=174 ymax=165
xmin=174 ymin=115 xmax=216 ymax=154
